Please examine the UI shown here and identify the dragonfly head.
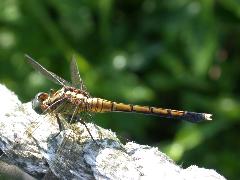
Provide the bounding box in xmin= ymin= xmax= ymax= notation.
xmin=32 ymin=92 xmax=49 ymax=114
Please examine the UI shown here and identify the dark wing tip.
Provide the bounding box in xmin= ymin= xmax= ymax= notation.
xmin=183 ymin=112 xmax=212 ymax=123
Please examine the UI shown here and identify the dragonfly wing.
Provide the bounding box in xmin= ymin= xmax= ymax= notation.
xmin=25 ymin=54 xmax=71 ymax=86
xmin=51 ymin=109 xmax=97 ymax=177
xmin=70 ymin=56 xmax=89 ymax=94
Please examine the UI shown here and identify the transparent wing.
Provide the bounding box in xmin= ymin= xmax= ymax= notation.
xmin=70 ymin=56 xmax=89 ymax=94
xmin=25 ymin=54 xmax=71 ymax=86
xmin=53 ymin=109 xmax=97 ymax=174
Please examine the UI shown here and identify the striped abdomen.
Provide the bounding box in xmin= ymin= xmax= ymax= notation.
xmin=83 ymin=98 xmax=212 ymax=123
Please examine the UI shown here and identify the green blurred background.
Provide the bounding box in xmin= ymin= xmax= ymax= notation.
xmin=0 ymin=0 xmax=239 ymax=179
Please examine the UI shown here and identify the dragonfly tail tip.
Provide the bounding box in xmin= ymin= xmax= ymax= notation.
xmin=183 ymin=112 xmax=212 ymax=123
xmin=204 ymin=113 xmax=212 ymax=121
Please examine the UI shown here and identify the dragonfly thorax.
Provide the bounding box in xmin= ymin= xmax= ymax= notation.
xmin=32 ymin=86 xmax=91 ymax=115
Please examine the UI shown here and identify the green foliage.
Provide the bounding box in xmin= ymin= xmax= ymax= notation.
xmin=0 ymin=0 xmax=239 ymax=179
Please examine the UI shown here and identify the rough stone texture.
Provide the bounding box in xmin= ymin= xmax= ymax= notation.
xmin=0 ymin=84 xmax=226 ymax=180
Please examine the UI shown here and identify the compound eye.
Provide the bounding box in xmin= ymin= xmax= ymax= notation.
xmin=38 ymin=92 xmax=49 ymax=101
xmin=32 ymin=92 xmax=48 ymax=114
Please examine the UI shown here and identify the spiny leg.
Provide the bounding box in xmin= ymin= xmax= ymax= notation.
xmin=53 ymin=106 xmax=78 ymax=146
xmin=27 ymin=99 xmax=68 ymax=154
xmin=69 ymin=100 xmax=99 ymax=145
xmin=45 ymin=99 xmax=69 ymax=141
xmin=54 ymin=106 xmax=94 ymax=158
xmin=54 ymin=113 xmax=73 ymax=156
xmin=80 ymin=102 xmax=101 ymax=146
xmin=68 ymin=108 xmax=99 ymax=145
xmin=86 ymin=113 xmax=103 ymax=140
xmin=52 ymin=113 xmax=64 ymax=139
xmin=22 ymin=97 xmax=67 ymax=144
xmin=54 ymin=105 xmax=87 ymax=156
xmin=85 ymin=100 xmax=103 ymax=140
xmin=81 ymin=101 xmax=103 ymax=146
xmin=79 ymin=119 xmax=99 ymax=146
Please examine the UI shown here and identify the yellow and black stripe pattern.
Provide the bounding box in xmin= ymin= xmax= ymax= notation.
xmin=83 ymin=98 xmax=212 ymax=123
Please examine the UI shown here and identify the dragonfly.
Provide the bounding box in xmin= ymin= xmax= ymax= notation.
xmin=25 ymin=55 xmax=212 ymax=141
xmin=24 ymin=55 xmax=212 ymax=179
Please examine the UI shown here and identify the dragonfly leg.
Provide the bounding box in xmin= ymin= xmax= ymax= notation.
xmin=80 ymin=120 xmax=101 ymax=147
xmin=52 ymin=114 xmax=64 ymax=140
xmin=0 ymin=149 xmax=5 ymax=159
xmin=56 ymin=114 xmax=64 ymax=131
